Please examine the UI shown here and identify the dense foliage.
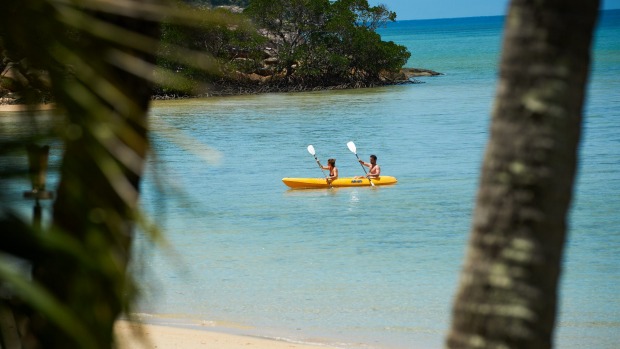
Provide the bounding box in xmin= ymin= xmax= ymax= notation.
xmin=160 ymin=0 xmax=411 ymax=94
xmin=156 ymin=5 xmax=266 ymax=95
xmin=183 ymin=0 xmax=250 ymax=7
xmin=210 ymin=0 xmax=250 ymax=6
xmin=1 ymin=0 xmax=410 ymax=99
xmin=245 ymin=0 xmax=410 ymax=86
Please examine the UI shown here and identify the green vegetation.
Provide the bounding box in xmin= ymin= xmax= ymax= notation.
xmin=2 ymin=0 xmax=411 ymax=100
xmin=244 ymin=0 xmax=409 ymax=85
xmin=156 ymin=5 xmax=266 ymax=96
xmin=155 ymin=0 xmax=411 ymax=96
xmin=183 ymin=0 xmax=250 ymax=7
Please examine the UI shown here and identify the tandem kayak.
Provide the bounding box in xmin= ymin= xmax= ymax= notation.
xmin=282 ymin=176 xmax=398 ymax=189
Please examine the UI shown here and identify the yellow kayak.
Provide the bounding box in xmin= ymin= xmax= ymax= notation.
xmin=282 ymin=176 xmax=398 ymax=189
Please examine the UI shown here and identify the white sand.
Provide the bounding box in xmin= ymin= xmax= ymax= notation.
xmin=115 ymin=321 xmax=344 ymax=349
xmin=0 ymin=104 xmax=56 ymax=112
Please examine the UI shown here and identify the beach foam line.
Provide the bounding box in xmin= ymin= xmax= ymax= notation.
xmin=114 ymin=320 xmax=347 ymax=349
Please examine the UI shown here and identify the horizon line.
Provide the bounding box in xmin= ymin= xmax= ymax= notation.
xmin=395 ymin=7 xmax=620 ymax=22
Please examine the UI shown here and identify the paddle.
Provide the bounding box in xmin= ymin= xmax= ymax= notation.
xmin=347 ymin=141 xmax=375 ymax=187
xmin=307 ymin=145 xmax=332 ymax=188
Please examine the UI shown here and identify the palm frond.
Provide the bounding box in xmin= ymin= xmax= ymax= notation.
xmin=0 ymin=0 xmax=240 ymax=347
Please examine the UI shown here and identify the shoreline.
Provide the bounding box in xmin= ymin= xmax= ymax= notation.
xmin=0 ymin=103 xmax=56 ymax=112
xmin=0 ymin=68 xmax=442 ymax=110
xmin=114 ymin=319 xmax=349 ymax=349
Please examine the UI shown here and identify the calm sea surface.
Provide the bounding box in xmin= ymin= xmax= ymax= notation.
xmin=2 ymin=11 xmax=619 ymax=349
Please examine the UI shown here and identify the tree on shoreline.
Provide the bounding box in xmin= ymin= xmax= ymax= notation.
xmin=447 ymin=0 xmax=600 ymax=348
xmin=2 ymin=1 xmax=411 ymax=101
xmin=156 ymin=4 xmax=266 ymax=95
xmin=244 ymin=0 xmax=410 ymax=86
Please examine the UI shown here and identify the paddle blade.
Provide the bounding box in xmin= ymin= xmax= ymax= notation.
xmin=346 ymin=141 xmax=357 ymax=154
xmin=307 ymin=145 xmax=316 ymax=156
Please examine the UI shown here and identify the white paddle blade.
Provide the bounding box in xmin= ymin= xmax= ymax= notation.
xmin=346 ymin=141 xmax=357 ymax=154
xmin=307 ymin=145 xmax=316 ymax=156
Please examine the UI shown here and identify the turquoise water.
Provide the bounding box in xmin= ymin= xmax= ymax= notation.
xmin=133 ymin=11 xmax=619 ymax=349
xmin=2 ymin=10 xmax=619 ymax=349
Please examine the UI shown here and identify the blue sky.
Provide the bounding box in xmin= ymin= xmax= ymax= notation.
xmin=369 ymin=0 xmax=620 ymax=20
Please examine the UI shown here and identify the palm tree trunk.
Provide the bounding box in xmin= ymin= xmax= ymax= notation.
xmin=447 ymin=1 xmax=599 ymax=348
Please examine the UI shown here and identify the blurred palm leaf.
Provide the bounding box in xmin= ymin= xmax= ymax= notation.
xmin=0 ymin=0 xmax=240 ymax=347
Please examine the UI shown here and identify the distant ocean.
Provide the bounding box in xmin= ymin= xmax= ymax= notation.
xmin=2 ymin=10 xmax=618 ymax=349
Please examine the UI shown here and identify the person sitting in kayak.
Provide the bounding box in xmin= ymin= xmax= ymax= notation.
xmin=319 ymin=158 xmax=339 ymax=183
xmin=357 ymin=155 xmax=380 ymax=179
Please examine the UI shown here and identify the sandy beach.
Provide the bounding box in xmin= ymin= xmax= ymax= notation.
xmin=115 ymin=321 xmax=344 ymax=349
xmin=0 ymin=103 xmax=56 ymax=112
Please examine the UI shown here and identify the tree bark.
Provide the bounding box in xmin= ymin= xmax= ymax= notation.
xmin=447 ymin=1 xmax=599 ymax=348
